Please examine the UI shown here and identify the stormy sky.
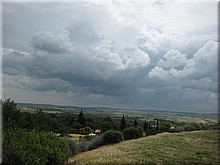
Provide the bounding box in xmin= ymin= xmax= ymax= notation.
xmin=1 ymin=0 xmax=218 ymax=113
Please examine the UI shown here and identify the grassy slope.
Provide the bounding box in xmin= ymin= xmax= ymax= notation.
xmin=68 ymin=130 xmax=219 ymax=165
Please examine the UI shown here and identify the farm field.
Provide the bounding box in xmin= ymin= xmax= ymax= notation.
xmin=67 ymin=130 xmax=220 ymax=165
xmin=17 ymin=103 xmax=218 ymax=126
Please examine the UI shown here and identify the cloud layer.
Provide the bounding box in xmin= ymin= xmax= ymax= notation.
xmin=2 ymin=0 xmax=218 ymax=112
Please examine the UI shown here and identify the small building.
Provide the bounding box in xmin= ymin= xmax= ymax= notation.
xmin=95 ymin=129 xmax=101 ymax=135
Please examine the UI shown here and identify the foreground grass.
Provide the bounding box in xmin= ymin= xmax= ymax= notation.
xmin=67 ymin=130 xmax=219 ymax=165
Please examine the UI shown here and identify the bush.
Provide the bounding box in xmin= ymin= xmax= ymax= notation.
xmin=122 ymin=126 xmax=143 ymax=140
xmin=3 ymin=129 xmax=68 ymax=165
xmin=183 ymin=122 xmax=202 ymax=131
xmin=77 ymin=141 xmax=93 ymax=152
xmin=191 ymin=122 xmax=202 ymax=130
xmin=91 ymin=135 xmax=105 ymax=148
xmin=64 ymin=135 xmax=104 ymax=156
xmin=102 ymin=130 xmax=124 ymax=144
xmin=173 ymin=123 xmax=202 ymax=132
xmin=160 ymin=122 xmax=171 ymax=132
xmin=64 ymin=137 xmax=77 ymax=157
xmin=174 ymin=126 xmax=185 ymax=132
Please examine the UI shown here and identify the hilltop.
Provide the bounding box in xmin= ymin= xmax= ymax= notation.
xmin=68 ymin=130 xmax=219 ymax=165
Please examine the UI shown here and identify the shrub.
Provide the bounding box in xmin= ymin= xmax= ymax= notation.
xmin=173 ymin=123 xmax=202 ymax=132
xmin=77 ymin=141 xmax=93 ymax=152
xmin=64 ymin=135 xmax=104 ymax=156
xmin=191 ymin=122 xmax=202 ymax=130
xmin=183 ymin=122 xmax=202 ymax=131
xmin=64 ymin=137 xmax=77 ymax=156
xmin=3 ymin=129 xmax=68 ymax=165
xmin=122 ymin=126 xmax=143 ymax=140
xmin=160 ymin=122 xmax=171 ymax=132
xmin=102 ymin=130 xmax=124 ymax=144
xmin=174 ymin=126 xmax=185 ymax=132
xmin=91 ymin=135 xmax=104 ymax=148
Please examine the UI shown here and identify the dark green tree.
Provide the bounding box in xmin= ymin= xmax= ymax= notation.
xmin=71 ymin=121 xmax=82 ymax=131
xmin=104 ymin=116 xmax=113 ymax=122
xmin=156 ymin=120 xmax=159 ymax=131
xmin=2 ymin=98 xmax=20 ymax=128
xmin=3 ymin=129 xmax=68 ymax=164
xmin=103 ymin=130 xmax=124 ymax=144
xmin=134 ymin=119 xmax=138 ymax=126
xmin=17 ymin=112 xmax=33 ymax=129
xmin=101 ymin=121 xmax=113 ymax=132
xmin=77 ymin=110 xmax=86 ymax=128
xmin=160 ymin=122 xmax=171 ymax=132
xmin=85 ymin=126 xmax=94 ymax=134
xmin=143 ymin=120 xmax=148 ymax=132
xmin=120 ymin=114 xmax=126 ymax=131
xmin=122 ymin=126 xmax=143 ymax=140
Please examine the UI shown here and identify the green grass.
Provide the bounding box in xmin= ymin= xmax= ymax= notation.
xmin=67 ymin=130 xmax=219 ymax=165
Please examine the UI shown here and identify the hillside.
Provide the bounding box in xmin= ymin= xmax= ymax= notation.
xmin=68 ymin=130 xmax=219 ymax=165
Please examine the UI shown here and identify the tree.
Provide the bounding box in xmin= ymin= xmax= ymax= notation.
xmin=143 ymin=120 xmax=148 ymax=132
xmin=58 ymin=126 xmax=69 ymax=137
xmin=101 ymin=121 xmax=113 ymax=132
xmin=156 ymin=120 xmax=159 ymax=131
xmin=160 ymin=122 xmax=171 ymax=132
xmin=77 ymin=110 xmax=86 ymax=128
xmin=84 ymin=127 xmax=94 ymax=135
xmin=71 ymin=121 xmax=82 ymax=131
xmin=3 ymin=129 xmax=68 ymax=165
xmin=102 ymin=130 xmax=124 ymax=144
xmin=2 ymin=98 xmax=20 ymax=128
xmin=120 ymin=114 xmax=126 ymax=131
xmin=103 ymin=116 xmax=113 ymax=123
xmin=122 ymin=126 xmax=143 ymax=140
xmin=17 ymin=112 xmax=33 ymax=129
xmin=134 ymin=119 xmax=138 ymax=126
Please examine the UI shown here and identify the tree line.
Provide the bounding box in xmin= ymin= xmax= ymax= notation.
xmin=3 ymin=98 xmax=214 ymax=136
xmin=2 ymin=98 xmax=171 ymax=137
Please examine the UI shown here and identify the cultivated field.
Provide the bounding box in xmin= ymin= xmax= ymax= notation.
xmin=67 ymin=130 xmax=219 ymax=165
xmin=17 ymin=103 xmax=218 ymax=126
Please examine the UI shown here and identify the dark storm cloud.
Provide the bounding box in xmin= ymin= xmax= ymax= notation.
xmin=2 ymin=0 xmax=218 ymax=112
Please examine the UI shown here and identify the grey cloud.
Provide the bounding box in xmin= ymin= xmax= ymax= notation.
xmin=3 ymin=28 xmax=151 ymax=96
xmin=3 ymin=50 xmax=32 ymax=75
xmin=32 ymin=31 xmax=73 ymax=54
xmin=192 ymin=40 xmax=217 ymax=80
xmin=68 ymin=22 xmax=103 ymax=45
xmin=18 ymin=77 xmax=73 ymax=93
xmin=157 ymin=49 xmax=187 ymax=70
xmin=2 ymin=1 xmax=218 ymax=112
xmin=149 ymin=40 xmax=217 ymax=81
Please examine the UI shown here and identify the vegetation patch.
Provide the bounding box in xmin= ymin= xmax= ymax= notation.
xmin=3 ymin=129 xmax=68 ymax=165
xmin=102 ymin=130 xmax=124 ymax=144
xmin=68 ymin=130 xmax=219 ymax=165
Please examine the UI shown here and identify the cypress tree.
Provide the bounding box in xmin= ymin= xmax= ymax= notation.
xmin=156 ymin=120 xmax=159 ymax=131
xmin=120 ymin=114 xmax=126 ymax=131
xmin=143 ymin=120 xmax=148 ymax=132
xmin=134 ymin=119 xmax=138 ymax=126
xmin=77 ymin=110 xmax=86 ymax=128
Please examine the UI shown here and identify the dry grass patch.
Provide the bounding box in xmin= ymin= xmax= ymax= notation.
xmin=67 ymin=130 xmax=219 ymax=165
